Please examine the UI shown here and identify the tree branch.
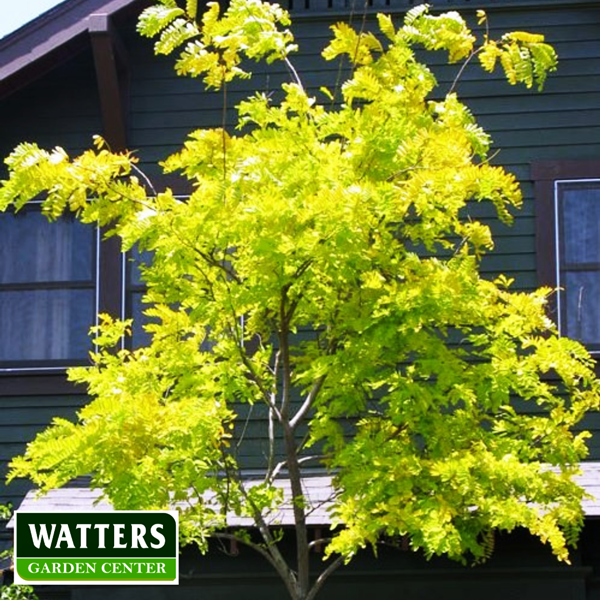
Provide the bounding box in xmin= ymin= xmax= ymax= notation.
xmin=265 ymin=349 xmax=281 ymax=482
xmin=282 ymin=419 xmax=311 ymax=599
xmin=306 ymin=555 xmax=344 ymax=600
xmin=448 ymin=46 xmax=484 ymax=95
xmin=130 ymin=162 xmax=157 ymax=196
xmin=194 ymin=247 xmax=242 ymax=284
xmin=269 ymin=454 xmax=325 ymax=482
xmin=211 ymin=532 xmax=297 ymax=599
xmin=290 ymin=374 xmax=327 ymax=431
xmin=284 ymin=57 xmax=304 ymax=90
xmin=307 ymin=537 xmax=331 ymax=551
xmin=267 ymin=403 xmax=276 ymax=479
xmin=279 ymin=289 xmax=293 ymax=420
xmin=236 ymin=478 xmax=299 ymax=599
xmin=225 ymin=300 xmax=283 ymax=421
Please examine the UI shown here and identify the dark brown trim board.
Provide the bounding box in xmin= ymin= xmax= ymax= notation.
xmin=532 ymin=160 xmax=600 ymax=289
xmin=89 ymin=13 xmax=129 ymax=151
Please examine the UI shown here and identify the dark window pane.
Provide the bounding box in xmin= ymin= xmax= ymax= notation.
xmin=557 ymin=180 xmax=600 ymax=348
xmin=563 ymin=271 xmax=600 ymax=347
xmin=130 ymin=291 xmax=152 ymax=348
xmin=129 ymin=246 xmax=152 ymax=286
xmin=126 ymin=246 xmax=155 ymax=349
xmin=559 ymin=183 xmax=600 ymax=265
xmin=0 ymin=210 xmax=94 ymax=284
xmin=0 ymin=289 xmax=95 ymax=362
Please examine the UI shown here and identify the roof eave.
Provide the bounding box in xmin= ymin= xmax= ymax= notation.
xmin=0 ymin=0 xmax=145 ymax=100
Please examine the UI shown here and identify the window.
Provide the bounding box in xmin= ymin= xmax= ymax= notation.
xmin=533 ymin=161 xmax=600 ymax=352
xmin=555 ymin=180 xmax=600 ymax=349
xmin=124 ymin=191 xmax=191 ymax=350
xmin=0 ymin=177 xmax=189 ymax=390
xmin=125 ymin=245 xmax=153 ymax=349
xmin=0 ymin=206 xmax=99 ymax=370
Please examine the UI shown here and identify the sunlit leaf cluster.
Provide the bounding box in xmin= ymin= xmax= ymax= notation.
xmin=138 ymin=0 xmax=297 ymax=87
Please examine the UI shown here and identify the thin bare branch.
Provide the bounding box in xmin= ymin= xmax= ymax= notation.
xmin=307 ymin=537 xmax=331 ymax=551
xmin=225 ymin=298 xmax=283 ymax=420
xmin=448 ymin=46 xmax=484 ymax=95
xmin=267 ymin=404 xmax=276 ymax=479
xmin=269 ymin=454 xmax=324 ymax=482
xmin=265 ymin=349 xmax=282 ymax=482
xmin=306 ymin=555 xmax=344 ymax=600
xmin=130 ymin=163 xmax=157 ymax=196
xmin=284 ymin=57 xmax=304 ymax=90
xmin=235 ymin=404 xmax=254 ymax=451
xmin=290 ymin=374 xmax=327 ymax=430
xmin=279 ymin=290 xmax=293 ymax=420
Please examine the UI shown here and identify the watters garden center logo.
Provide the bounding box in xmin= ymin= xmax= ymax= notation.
xmin=13 ymin=511 xmax=179 ymax=585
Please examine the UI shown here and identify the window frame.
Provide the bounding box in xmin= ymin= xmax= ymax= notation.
xmin=0 ymin=177 xmax=191 ymax=395
xmin=123 ymin=192 xmax=192 ymax=351
xmin=533 ymin=160 xmax=600 ymax=354
xmin=0 ymin=212 xmax=120 ymax=395
xmin=0 ymin=202 xmax=102 ymax=373
xmin=124 ymin=243 xmax=152 ymax=350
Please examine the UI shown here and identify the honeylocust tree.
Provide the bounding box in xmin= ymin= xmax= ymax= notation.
xmin=2 ymin=1 xmax=598 ymax=599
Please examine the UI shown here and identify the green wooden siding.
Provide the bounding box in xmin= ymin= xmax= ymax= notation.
xmin=0 ymin=395 xmax=88 ymax=507
xmin=0 ymin=49 xmax=102 ymax=173
xmin=45 ymin=528 xmax=593 ymax=600
xmin=121 ymin=0 xmax=600 ymax=465
xmin=2 ymin=3 xmax=600 ymax=597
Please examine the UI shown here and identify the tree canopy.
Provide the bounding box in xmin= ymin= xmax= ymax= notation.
xmin=2 ymin=1 xmax=598 ymax=599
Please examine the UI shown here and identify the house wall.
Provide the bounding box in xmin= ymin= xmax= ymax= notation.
xmin=22 ymin=527 xmax=595 ymax=600
xmin=122 ymin=0 xmax=600 ymax=463
xmin=0 ymin=0 xmax=599 ymax=477
xmin=1 ymin=1 xmax=600 ymax=595
xmin=0 ymin=48 xmax=103 ymax=513
xmin=0 ymin=49 xmax=102 ymax=163
xmin=1 ymin=0 xmax=600 ymax=503
xmin=123 ymin=1 xmax=600 ymax=289
xmin=0 ymin=395 xmax=88 ymax=508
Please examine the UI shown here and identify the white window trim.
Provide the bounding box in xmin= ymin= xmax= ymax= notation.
xmin=0 ymin=202 xmax=101 ymax=373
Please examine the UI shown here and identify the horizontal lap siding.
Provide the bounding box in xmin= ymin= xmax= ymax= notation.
xmin=448 ymin=6 xmax=600 ymax=458
xmin=0 ymin=395 xmax=88 ymax=507
xmin=126 ymin=5 xmax=600 ymax=295
xmin=126 ymin=18 xmax=339 ymax=173
xmin=0 ymin=49 xmax=102 ymax=173
xmin=448 ymin=7 xmax=600 ymax=297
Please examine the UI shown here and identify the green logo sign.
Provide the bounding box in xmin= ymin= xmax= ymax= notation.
xmin=14 ymin=511 xmax=179 ymax=585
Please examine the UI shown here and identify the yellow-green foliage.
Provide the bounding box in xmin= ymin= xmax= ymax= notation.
xmin=1 ymin=0 xmax=594 ymax=586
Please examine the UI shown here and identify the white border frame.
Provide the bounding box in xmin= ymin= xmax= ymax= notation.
xmin=14 ymin=510 xmax=179 ymax=586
